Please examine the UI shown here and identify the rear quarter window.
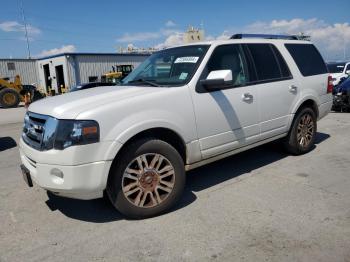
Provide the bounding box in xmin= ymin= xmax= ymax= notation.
xmin=285 ymin=44 xmax=327 ymax=76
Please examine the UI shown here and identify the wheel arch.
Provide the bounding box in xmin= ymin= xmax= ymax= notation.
xmin=107 ymin=127 xmax=187 ymax=186
xmin=295 ymin=99 xmax=319 ymax=118
xmin=287 ymin=97 xmax=319 ymax=131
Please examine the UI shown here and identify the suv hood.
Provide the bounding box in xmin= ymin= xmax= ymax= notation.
xmin=29 ymin=85 xmax=164 ymax=119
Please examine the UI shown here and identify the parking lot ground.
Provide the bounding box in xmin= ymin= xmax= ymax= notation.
xmin=0 ymin=108 xmax=349 ymax=262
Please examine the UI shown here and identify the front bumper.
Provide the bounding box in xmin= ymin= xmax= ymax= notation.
xmin=19 ymin=138 xmax=115 ymax=200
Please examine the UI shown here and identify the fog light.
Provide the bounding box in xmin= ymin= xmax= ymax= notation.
xmin=50 ymin=168 xmax=64 ymax=179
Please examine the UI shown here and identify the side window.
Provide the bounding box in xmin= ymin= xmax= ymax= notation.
xmin=206 ymin=44 xmax=249 ymax=86
xmin=7 ymin=62 xmax=15 ymax=71
xmin=285 ymin=44 xmax=327 ymax=76
xmin=246 ymin=44 xmax=281 ymax=81
xmin=271 ymin=45 xmax=292 ymax=78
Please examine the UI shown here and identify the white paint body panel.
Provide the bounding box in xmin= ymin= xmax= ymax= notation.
xmin=20 ymin=38 xmax=332 ymax=199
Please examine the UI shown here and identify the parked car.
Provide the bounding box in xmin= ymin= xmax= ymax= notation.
xmin=327 ymin=62 xmax=350 ymax=86
xmin=69 ymin=82 xmax=116 ymax=92
xmin=332 ymin=75 xmax=350 ymax=112
xmin=19 ymin=34 xmax=332 ymax=218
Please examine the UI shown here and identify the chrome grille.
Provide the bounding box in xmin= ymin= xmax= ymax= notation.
xmin=22 ymin=112 xmax=57 ymax=151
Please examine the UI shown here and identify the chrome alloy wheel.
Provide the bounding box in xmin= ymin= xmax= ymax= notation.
xmin=122 ymin=153 xmax=175 ymax=208
xmin=297 ymin=113 xmax=314 ymax=148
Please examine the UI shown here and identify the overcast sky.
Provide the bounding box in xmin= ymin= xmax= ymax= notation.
xmin=0 ymin=0 xmax=349 ymax=61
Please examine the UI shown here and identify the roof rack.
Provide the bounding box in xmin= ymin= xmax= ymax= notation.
xmin=230 ymin=34 xmax=299 ymax=40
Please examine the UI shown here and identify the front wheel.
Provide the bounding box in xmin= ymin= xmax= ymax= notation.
xmin=0 ymin=88 xmax=20 ymax=108
xmin=283 ymin=107 xmax=317 ymax=155
xmin=107 ymin=139 xmax=185 ymax=219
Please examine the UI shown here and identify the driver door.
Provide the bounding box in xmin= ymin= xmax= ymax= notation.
xmin=190 ymin=44 xmax=260 ymax=159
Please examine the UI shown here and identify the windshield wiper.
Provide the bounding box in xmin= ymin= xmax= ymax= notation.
xmin=127 ymin=78 xmax=160 ymax=87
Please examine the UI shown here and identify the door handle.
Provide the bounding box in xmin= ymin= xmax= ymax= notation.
xmin=289 ymin=85 xmax=298 ymax=93
xmin=242 ymin=93 xmax=253 ymax=102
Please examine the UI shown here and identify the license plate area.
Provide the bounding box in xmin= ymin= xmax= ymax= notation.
xmin=20 ymin=164 xmax=33 ymax=187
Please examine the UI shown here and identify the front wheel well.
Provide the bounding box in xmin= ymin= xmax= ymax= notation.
xmin=111 ymin=127 xmax=186 ymax=167
xmin=107 ymin=128 xmax=187 ymax=188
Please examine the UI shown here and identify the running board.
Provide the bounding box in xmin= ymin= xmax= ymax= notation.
xmin=185 ymin=133 xmax=287 ymax=171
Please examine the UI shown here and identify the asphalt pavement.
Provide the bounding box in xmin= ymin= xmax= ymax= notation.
xmin=0 ymin=107 xmax=349 ymax=262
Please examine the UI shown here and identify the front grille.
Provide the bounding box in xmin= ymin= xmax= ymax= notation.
xmin=22 ymin=112 xmax=53 ymax=151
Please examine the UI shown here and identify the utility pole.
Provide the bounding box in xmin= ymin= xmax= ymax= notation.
xmin=20 ymin=0 xmax=31 ymax=58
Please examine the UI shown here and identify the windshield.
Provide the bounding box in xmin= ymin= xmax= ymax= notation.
xmin=327 ymin=63 xmax=345 ymax=73
xmin=122 ymin=45 xmax=209 ymax=86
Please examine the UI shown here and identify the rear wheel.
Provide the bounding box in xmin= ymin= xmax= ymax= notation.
xmin=283 ymin=107 xmax=317 ymax=155
xmin=0 ymin=88 xmax=20 ymax=108
xmin=107 ymin=139 xmax=185 ymax=219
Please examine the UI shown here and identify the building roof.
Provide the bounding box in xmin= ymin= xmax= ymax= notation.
xmin=0 ymin=52 xmax=150 ymax=61
xmin=0 ymin=58 xmax=37 ymax=61
xmin=36 ymin=52 xmax=150 ymax=60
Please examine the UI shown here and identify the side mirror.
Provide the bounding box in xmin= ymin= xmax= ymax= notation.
xmin=200 ymin=70 xmax=232 ymax=91
xmin=346 ymin=70 xmax=350 ymax=75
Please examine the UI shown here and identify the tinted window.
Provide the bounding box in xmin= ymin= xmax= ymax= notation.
xmin=206 ymin=44 xmax=249 ymax=86
xmin=246 ymin=44 xmax=281 ymax=81
xmin=271 ymin=45 xmax=292 ymax=78
xmin=285 ymin=44 xmax=327 ymax=76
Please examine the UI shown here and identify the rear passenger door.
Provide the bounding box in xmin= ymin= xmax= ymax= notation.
xmin=244 ymin=43 xmax=298 ymax=138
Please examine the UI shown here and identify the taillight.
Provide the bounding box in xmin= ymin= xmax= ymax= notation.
xmin=327 ymin=75 xmax=333 ymax=93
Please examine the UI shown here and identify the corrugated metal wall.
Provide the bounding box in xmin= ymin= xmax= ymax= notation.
xmin=73 ymin=55 xmax=148 ymax=84
xmin=0 ymin=59 xmax=39 ymax=84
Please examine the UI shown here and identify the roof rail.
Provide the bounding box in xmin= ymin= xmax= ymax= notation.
xmin=230 ymin=34 xmax=299 ymax=40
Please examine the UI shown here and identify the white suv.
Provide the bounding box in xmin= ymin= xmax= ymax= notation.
xmin=20 ymin=34 xmax=333 ymax=218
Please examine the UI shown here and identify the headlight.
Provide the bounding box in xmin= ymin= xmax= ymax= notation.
xmin=54 ymin=120 xmax=100 ymax=150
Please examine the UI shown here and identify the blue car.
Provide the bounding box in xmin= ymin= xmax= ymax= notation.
xmin=333 ymin=76 xmax=350 ymax=112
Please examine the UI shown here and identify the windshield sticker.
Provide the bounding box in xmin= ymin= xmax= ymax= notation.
xmin=174 ymin=57 xmax=199 ymax=63
xmin=179 ymin=72 xmax=188 ymax=80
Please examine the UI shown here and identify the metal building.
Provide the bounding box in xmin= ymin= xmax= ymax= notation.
xmin=0 ymin=58 xmax=39 ymax=85
xmin=36 ymin=53 xmax=149 ymax=93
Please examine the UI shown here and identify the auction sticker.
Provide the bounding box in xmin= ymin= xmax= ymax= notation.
xmin=174 ymin=57 xmax=199 ymax=63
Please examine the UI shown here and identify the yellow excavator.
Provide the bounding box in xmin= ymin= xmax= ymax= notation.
xmin=0 ymin=75 xmax=45 ymax=108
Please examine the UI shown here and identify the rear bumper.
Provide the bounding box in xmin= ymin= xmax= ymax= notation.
xmin=19 ymin=141 xmax=113 ymax=200
xmin=318 ymin=100 xmax=332 ymax=120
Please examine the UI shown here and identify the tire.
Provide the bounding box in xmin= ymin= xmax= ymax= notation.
xmin=0 ymin=88 xmax=20 ymax=108
xmin=107 ymin=139 xmax=185 ymax=219
xmin=283 ymin=107 xmax=317 ymax=155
